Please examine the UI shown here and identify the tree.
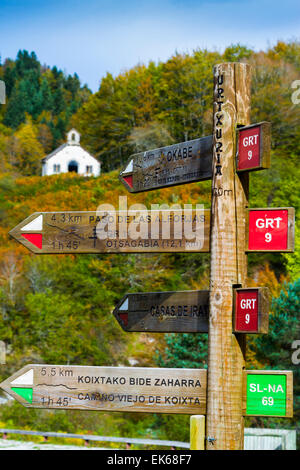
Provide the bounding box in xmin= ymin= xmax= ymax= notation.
xmin=284 ymin=225 xmax=300 ymax=282
xmin=14 ymin=117 xmax=44 ymax=175
xmin=156 ymin=333 xmax=208 ymax=369
xmin=129 ymin=121 xmax=174 ymax=152
xmin=1 ymin=50 xmax=90 ymax=160
xmin=223 ymin=44 xmax=252 ymax=62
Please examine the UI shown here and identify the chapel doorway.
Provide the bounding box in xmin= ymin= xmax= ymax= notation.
xmin=68 ymin=160 xmax=78 ymax=173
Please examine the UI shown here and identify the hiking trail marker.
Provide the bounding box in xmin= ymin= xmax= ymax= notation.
xmin=247 ymin=207 xmax=295 ymax=252
xmin=0 ymin=365 xmax=292 ymax=418
xmin=236 ymin=122 xmax=271 ymax=172
xmin=9 ymin=210 xmax=210 ymax=253
xmin=243 ymin=370 xmax=293 ymax=418
xmin=9 ymin=208 xmax=294 ymax=254
xmin=233 ymin=287 xmax=269 ymax=334
xmin=119 ymin=123 xmax=271 ymax=193
xmin=120 ymin=136 xmax=213 ymax=192
xmin=0 ymin=364 xmax=207 ymax=415
xmin=114 ymin=290 xmax=209 ymax=333
xmin=113 ymin=288 xmax=269 ymax=334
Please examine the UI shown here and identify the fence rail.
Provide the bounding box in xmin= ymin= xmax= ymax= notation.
xmin=0 ymin=428 xmax=296 ymax=450
xmin=0 ymin=428 xmax=189 ymax=449
xmin=244 ymin=428 xmax=296 ymax=450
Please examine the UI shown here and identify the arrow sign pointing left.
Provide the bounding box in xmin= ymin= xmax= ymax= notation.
xmin=113 ymin=290 xmax=209 ymax=333
xmin=1 ymin=365 xmax=292 ymax=417
xmin=113 ymin=288 xmax=270 ymax=334
xmin=0 ymin=364 xmax=207 ymax=414
xmin=119 ymin=136 xmax=213 ymax=193
xmin=119 ymin=122 xmax=271 ymax=193
xmin=9 ymin=208 xmax=293 ymax=254
xmin=9 ymin=210 xmax=210 ymax=254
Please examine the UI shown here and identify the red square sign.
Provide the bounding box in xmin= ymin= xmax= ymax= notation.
xmin=248 ymin=209 xmax=288 ymax=251
xmin=235 ymin=290 xmax=259 ymax=332
xmin=238 ymin=126 xmax=261 ymax=170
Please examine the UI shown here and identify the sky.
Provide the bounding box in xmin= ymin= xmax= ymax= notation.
xmin=0 ymin=0 xmax=299 ymax=92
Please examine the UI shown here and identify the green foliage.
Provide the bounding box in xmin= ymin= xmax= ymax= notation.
xmin=0 ymin=254 xmax=136 ymax=367
xmin=284 ymin=225 xmax=300 ymax=282
xmin=153 ymin=414 xmax=190 ymax=442
xmin=0 ymin=40 xmax=299 ymax=444
xmin=223 ymin=44 xmax=252 ymax=62
xmin=72 ymin=40 xmax=300 ymax=176
xmin=0 ymin=49 xmax=92 ymax=175
xmin=250 ymin=279 xmax=299 ymax=368
xmin=2 ymin=50 xmax=90 ymax=130
xmin=248 ymin=279 xmax=300 ymax=435
xmin=156 ymin=333 xmax=208 ymax=369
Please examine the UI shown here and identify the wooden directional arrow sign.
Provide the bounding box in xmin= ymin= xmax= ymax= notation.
xmin=119 ymin=122 xmax=271 ymax=193
xmin=0 ymin=364 xmax=207 ymax=414
xmin=9 ymin=210 xmax=210 ymax=253
xmin=9 ymin=207 xmax=293 ymax=254
xmin=113 ymin=290 xmax=209 ymax=333
xmin=114 ymin=288 xmax=269 ymax=334
xmin=1 ymin=365 xmax=292 ymax=417
xmin=119 ymin=136 xmax=213 ymax=193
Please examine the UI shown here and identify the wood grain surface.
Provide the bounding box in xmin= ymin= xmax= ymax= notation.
xmin=206 ymin=62 xmax=251 ymax=450
xmin=9 ymin=210 xmax=210 ymax=253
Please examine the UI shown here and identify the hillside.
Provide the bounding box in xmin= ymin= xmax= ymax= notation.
xmin=0 ymin=41 xmax=299 ymax=442
xmin=0 ymin=165 xmax=299 ymax=440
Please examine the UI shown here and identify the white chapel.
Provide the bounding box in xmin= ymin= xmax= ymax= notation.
xmin=41 ymin=129 xmax=101 ymax=177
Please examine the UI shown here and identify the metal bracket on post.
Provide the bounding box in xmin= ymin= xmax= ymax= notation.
xmin=206 ymin=436 xmax=216 ymax=444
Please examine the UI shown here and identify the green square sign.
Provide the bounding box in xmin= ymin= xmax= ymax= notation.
xmin=246 ymin=374 xmax=287 ymax=416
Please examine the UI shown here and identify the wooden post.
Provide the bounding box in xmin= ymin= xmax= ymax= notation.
xmin=206 ymin=62 xmax=251 ymax=450
xmin=0 ymin=341 xmax=5 ymax=365
xmin=190 ymin=415 xmax=205 ymax=450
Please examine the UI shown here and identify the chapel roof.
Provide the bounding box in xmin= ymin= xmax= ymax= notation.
xmin=42 ymin=129 xmax=99 ymax=164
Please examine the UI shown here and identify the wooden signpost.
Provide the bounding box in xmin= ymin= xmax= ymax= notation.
xmin=206 ymin=62 xmax=251 ymax=450
xmin=113 ymin=287 xmax=269 ymax=334
xmin=9 ymin=210 xmax=210 ymax=253
xmin=119 ymin=123 xmax=271 ymax=193
xmin=0 ymin=365 xmax=292 ymax=418
xmin=4 ymin=62 xmax=295 ymax=451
